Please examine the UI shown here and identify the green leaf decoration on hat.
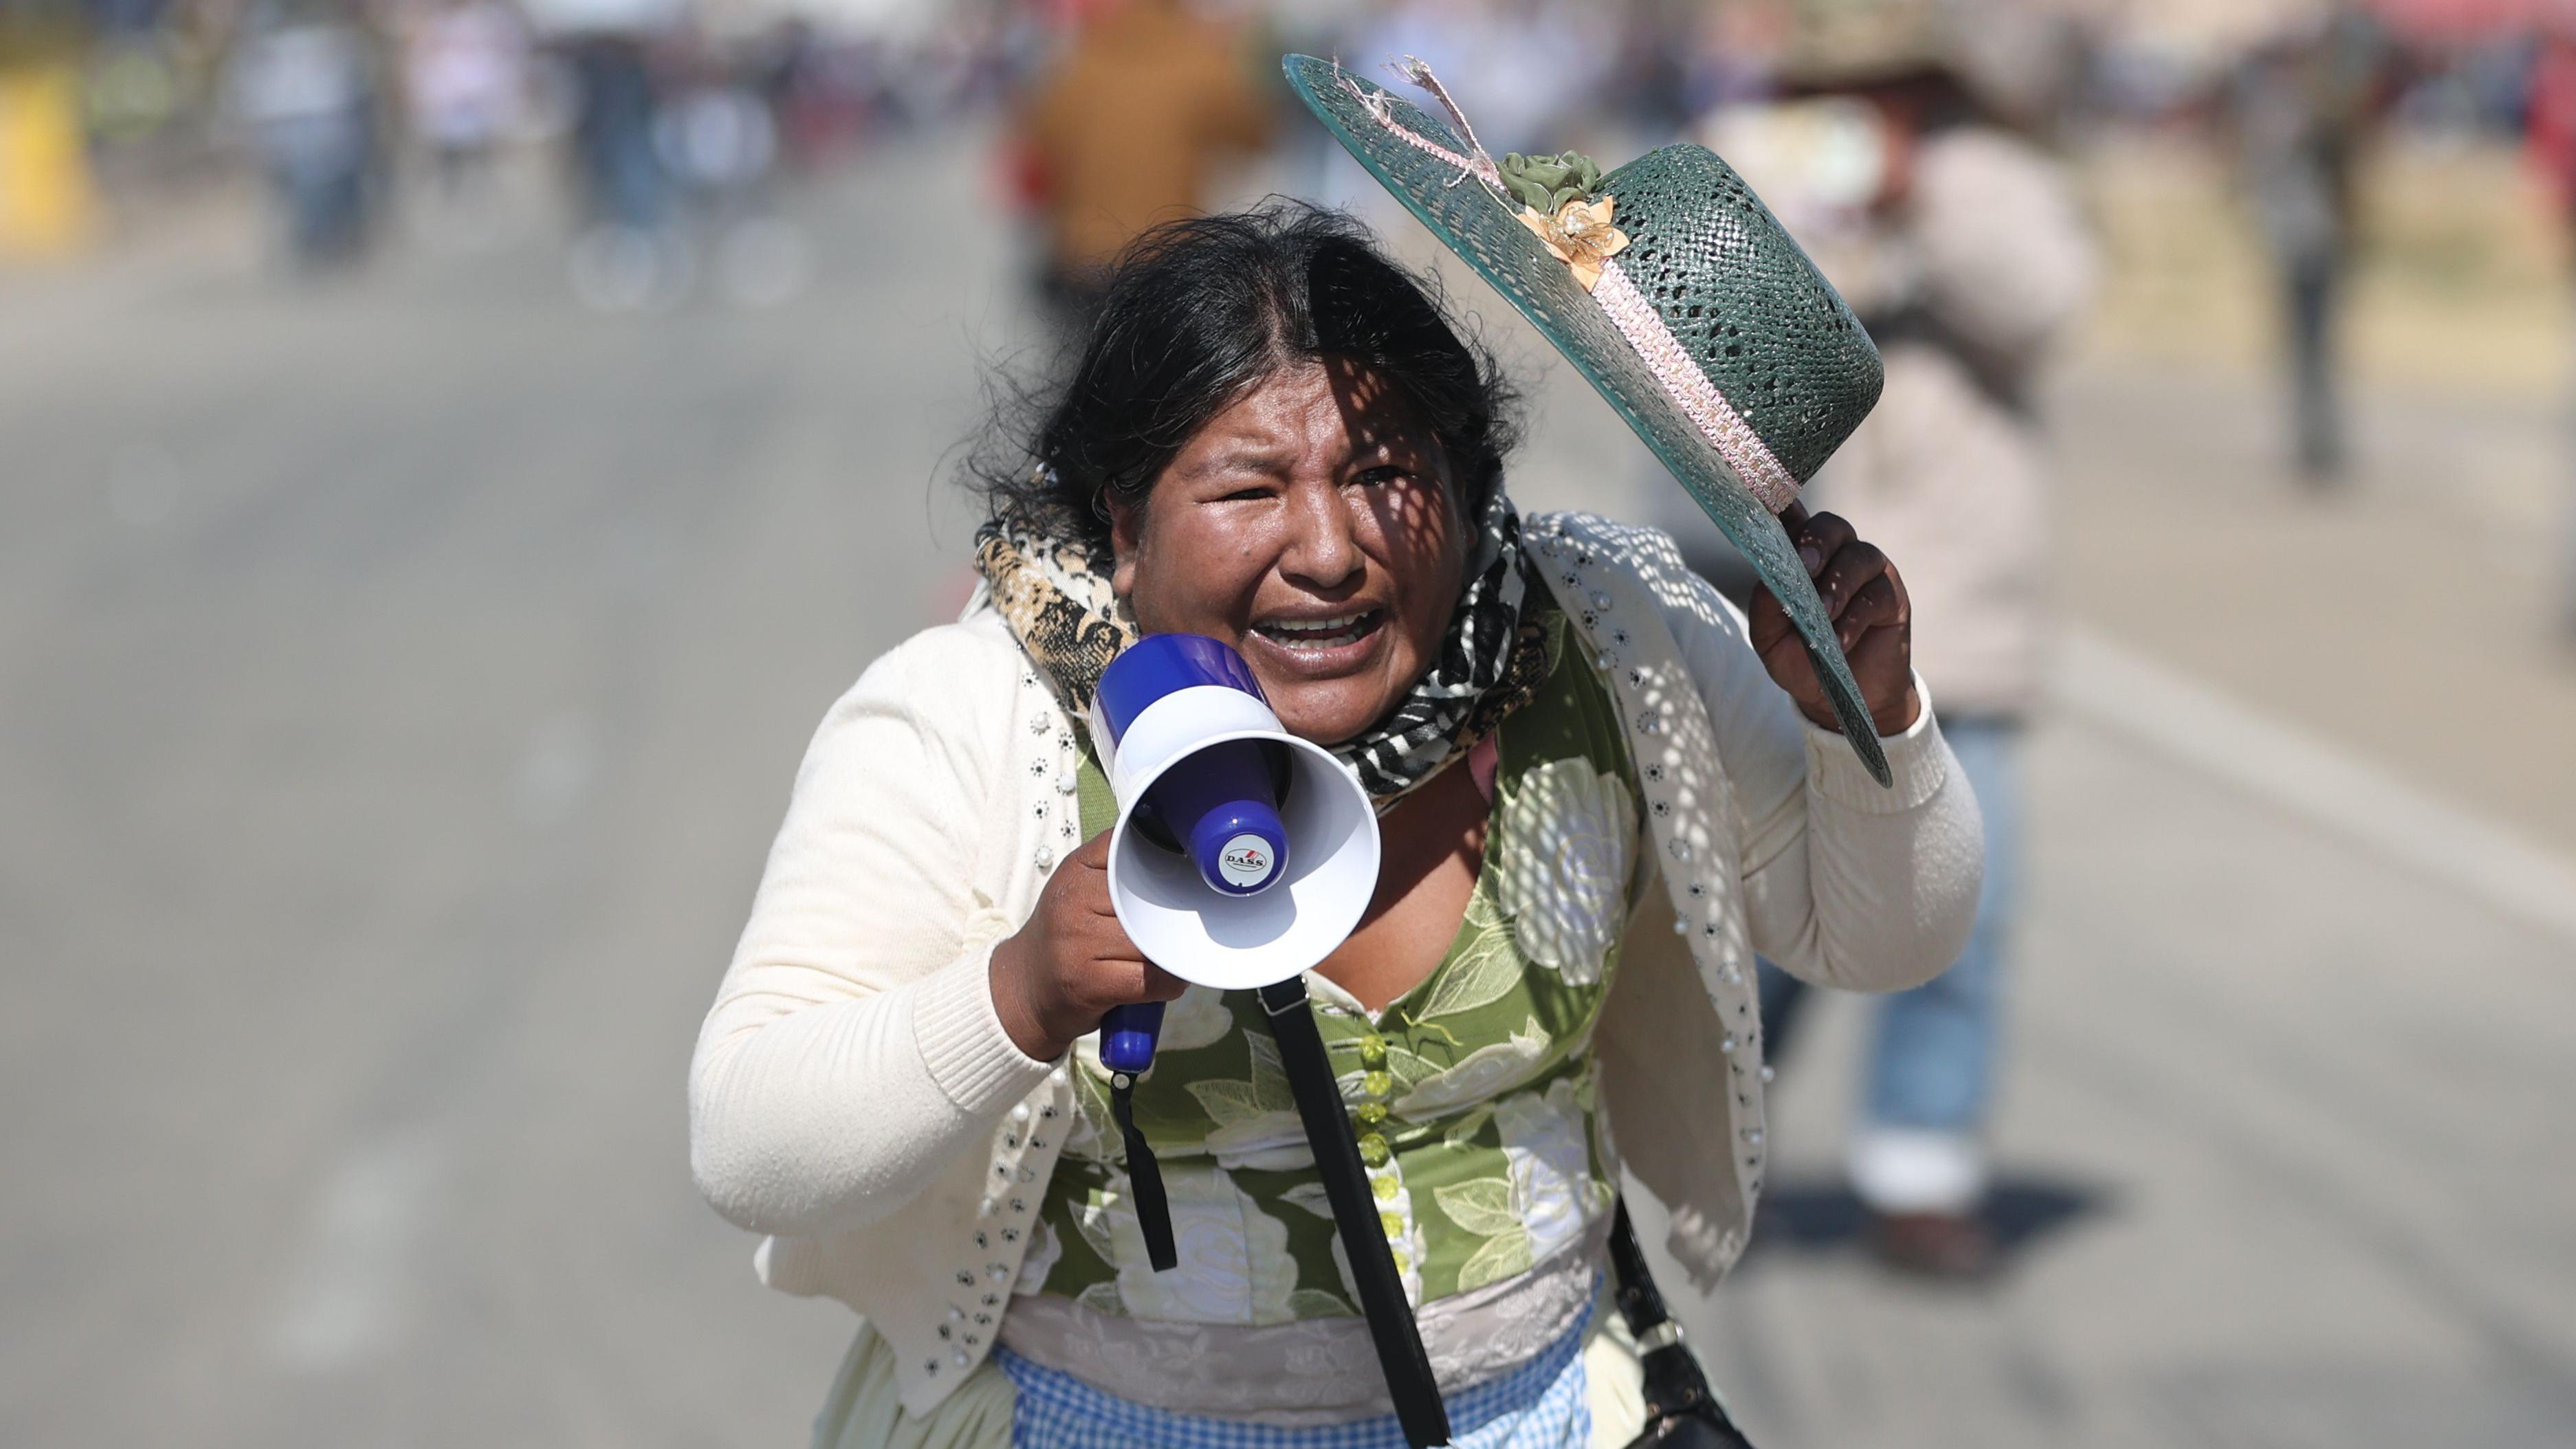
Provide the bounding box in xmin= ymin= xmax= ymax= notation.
xmin=1497 ymin=151 xmax=1606 ymax=214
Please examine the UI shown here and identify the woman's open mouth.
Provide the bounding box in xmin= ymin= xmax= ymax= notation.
xmin=1248 ymin=608 xmax=1386 ymax=670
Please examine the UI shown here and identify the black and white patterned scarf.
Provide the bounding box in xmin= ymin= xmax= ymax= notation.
xmin=973 ymin=483 xmax=1550 ymax=808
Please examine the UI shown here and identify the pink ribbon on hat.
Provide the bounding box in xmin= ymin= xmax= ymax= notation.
xmin=1341 ymin=60 xmax=1805 ymax=516
xmin=1587 ymin=260 xmax=1805 ymax=513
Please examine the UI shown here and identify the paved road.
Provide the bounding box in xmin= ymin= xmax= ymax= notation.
xmin=3 ymin=128 xmax=2572 ymax=1448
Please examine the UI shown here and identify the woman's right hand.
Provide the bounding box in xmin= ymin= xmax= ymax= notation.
xmin=987 ymin=832 xmax=1189 ymax=1063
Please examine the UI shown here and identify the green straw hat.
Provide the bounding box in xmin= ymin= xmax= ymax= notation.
xmin=1284 ymin=55 xmax=1893 ymax=782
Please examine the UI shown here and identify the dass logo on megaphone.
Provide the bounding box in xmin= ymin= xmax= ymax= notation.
xmin=1218 ymin=834 xmax=1275 ymax=889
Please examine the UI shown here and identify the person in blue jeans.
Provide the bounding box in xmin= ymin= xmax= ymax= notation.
xmin=1757 ymin=718 xmax=2019 ymax=1276
xmin=1663 ymin=0 xmax=2096 ymax=1276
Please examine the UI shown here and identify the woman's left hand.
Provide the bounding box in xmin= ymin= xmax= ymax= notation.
xmin=1748 ymin=508 xmax=1922 ymax=738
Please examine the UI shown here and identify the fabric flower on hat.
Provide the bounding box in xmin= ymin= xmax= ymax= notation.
xmin=1500 ymin=149 xmax=1628 ymax=292
xmin=1517 ymin=196 xmax=1629 ymax=293
xmin=1498 ymin=148 xmax=1605 ymax=212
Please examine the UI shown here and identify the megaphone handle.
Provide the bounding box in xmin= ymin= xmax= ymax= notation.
xmin=1099 ymin=1002 xmax=1165 ymax=1074
xmin=1256 ymin=978 xmax=1452 ymax=1448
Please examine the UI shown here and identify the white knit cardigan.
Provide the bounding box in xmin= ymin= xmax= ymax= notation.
xmin=689 ymin=513 xmax=1984 ymax=1416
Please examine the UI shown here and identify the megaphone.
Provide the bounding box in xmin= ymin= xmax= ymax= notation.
xmin=1083 ymin=632 xmax=1381 ymax=1074
xmin=1081 ymin=634 xmax=1440 ymax=1445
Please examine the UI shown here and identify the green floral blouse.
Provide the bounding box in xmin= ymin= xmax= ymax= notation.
xmin=1023 ymin=612 xmax=1647 ymax=1323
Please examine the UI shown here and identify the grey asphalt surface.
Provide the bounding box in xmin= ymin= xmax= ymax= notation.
xmin=4 ymin=128 xmax=2573 ymax=1448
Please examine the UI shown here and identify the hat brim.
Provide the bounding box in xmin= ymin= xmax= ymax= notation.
xmin=1285 ymin=56 xmax=1891 ymax=783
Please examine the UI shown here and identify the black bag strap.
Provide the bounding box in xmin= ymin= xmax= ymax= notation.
xmin=1608 ymin=1202 xmax=1757 ymax=1448
xmin=1607 ymin=1200 xmax=1681 ymax=1347
xmin=1259 ymin=977 xmax=1453 ymax=1449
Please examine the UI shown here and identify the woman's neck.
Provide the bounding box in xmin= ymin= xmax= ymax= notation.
xmin=1310 ymin=757 xmax=1492 ymax=1013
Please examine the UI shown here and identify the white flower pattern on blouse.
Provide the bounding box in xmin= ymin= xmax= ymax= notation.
xmin=1389 ymin=1016 xmax=1552 ymax=1120
xmin=1059 ymin=1067 xmax=1116 ymax=1166
xmin=1192 ymin=1032 xmax=1312 ymax=1173
xmin=1015 ymin=1217 xmax=1064 ymax=1294
xmin=1332 ymin=1149 xmax=1428 ymax=1310
xmin=1497 ymin=1077 xmax=1599 ymax=1264
xmin=1490 ymin=756 xmax=1637 ymax=985
xmin=1434 ymin=1078 xmax=1603 ymax=1292
xmin=1158 ymin=984 xmax=1235 ymax=1054
xmin=1077 ymin=1164 xmax=1299 ymax=1325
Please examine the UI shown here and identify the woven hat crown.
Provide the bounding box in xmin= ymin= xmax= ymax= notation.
xmin=1598 ymin=145 xmax=1880 ymax=483
xmin=1286 ymin=58 xmax=1880 ymax=489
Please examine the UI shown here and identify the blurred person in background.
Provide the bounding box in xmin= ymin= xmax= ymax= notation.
xmin=1680 ymin=0 xmax=1792 ymax=120
xmin=553 ymin=30 xmax=687 ymax=307
xmin=403 ymin=0 xmax=527 ymax=208
xmin=2225 ymin=1 xmax=2394 ymax=489
xmin=755 ymin=19 xmax=865 ymax=170
xmin=0 ymin=0 xmax=102 ymax=257
xmin=518 ymin=0 xmax=687 ymax=302
xmin=230 ymin=0 xmax=386 ymax=267
xmin=566 ymin=36 xmax=665 ymax=232
xmin=1008 ymin=0 xmax=1273 ymax=340
xmin=2528 ymin=5 xmax=2576 ymax=638
xmin=655 ymin=47 xmax=814 ymax=309
xmin=1677 ymin=0 xmax=2094 ymax=1280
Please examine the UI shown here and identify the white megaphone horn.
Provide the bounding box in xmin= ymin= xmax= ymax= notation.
xmin=1083 ymin=633 xmax=1381 ymax=1074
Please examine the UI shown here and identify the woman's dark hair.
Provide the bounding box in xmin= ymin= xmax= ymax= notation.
xmin=972 ymin=201 xmax=1521 ymax=553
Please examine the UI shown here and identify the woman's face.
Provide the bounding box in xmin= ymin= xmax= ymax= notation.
xmin=1109 ymin=359 xmax=1470 ymax=746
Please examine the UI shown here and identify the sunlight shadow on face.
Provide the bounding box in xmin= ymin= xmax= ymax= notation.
xmin=1115 ymin=356 xmax=1475 ymax=746
xmin=1321 ymin=353 xmax=1461 ymax=592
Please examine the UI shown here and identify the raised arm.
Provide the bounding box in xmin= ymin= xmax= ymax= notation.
xmin=688 ymin=626 xmax=1054 ymax=1237
xmin=1663 ymin=553 xmax=1984 ymax=993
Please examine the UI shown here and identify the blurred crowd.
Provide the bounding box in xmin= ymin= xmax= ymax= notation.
xmin=3 ymin=2 xmax=2573 ymax=521
xmin=1 ymin=1 xmax=2568 ymax=277
xmin=0 ymin=0 xmax=2562 ymax=317
xmin=0 ymin=0 xmax=1043 ymax=298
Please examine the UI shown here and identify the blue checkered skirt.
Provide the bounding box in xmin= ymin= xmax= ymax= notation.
xmin=993 ymin=1307 xmax=1593 ymax=1449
